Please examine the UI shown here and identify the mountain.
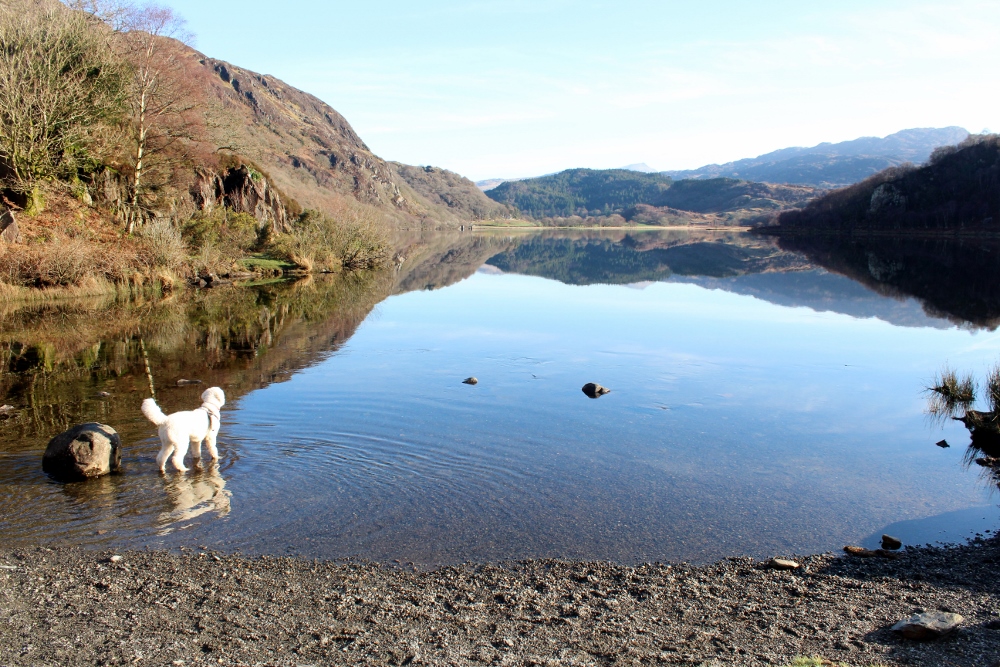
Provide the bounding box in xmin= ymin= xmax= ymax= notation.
xmin=476 ymin=179 xmax=508 ymax=192
xmin=191 ymin=54 xmax=510 ymax=226
xmin=764 ymin=134 xmax=1000 ymax=234
xmin=662 ymin=127 xmax=970 ymax=188
xmin=484 ymin=168 xmax=818 ymax=224
xmin=621 ymin=163 xmax=658 ymax=173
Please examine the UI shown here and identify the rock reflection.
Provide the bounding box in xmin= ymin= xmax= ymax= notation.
xmin=157 ymin=463 xmax=231 ymax=533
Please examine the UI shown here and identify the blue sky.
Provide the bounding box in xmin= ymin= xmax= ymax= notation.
xmin=164 ymin=0 xmax=999 ymax=180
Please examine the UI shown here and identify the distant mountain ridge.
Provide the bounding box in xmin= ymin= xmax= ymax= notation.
xmin=661 ymin=127 xmax=969 ymax=188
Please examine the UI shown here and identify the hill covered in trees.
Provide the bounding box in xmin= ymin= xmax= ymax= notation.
xmin=763 ymin=134 xmax=1000 ymax=235
xmin=662 ymin=127 xmax=969 ymax=188
xmin=484 ymin=169 xmax=817 ymax=225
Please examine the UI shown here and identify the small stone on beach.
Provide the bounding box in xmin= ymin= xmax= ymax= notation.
xmin=109 ymin=555 xmax=122 ymax=563
xmin=882 ymin=534 xmax=903 ymax=550
xmin=462 ymin=377 xmax=478 ymax=385
xmin=769 ymin=558 xmax=800 ymax=570
xmin=891 ymin=611 xmax=963 ymax=640
xmin=176 ymin=378 xmax=203 ymax=386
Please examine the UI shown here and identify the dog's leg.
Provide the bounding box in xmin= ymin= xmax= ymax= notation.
xmin=206 ymin=431 xmax=219 ymax=461
xmin=171 ymin=439 xmax=189 ymax=472
xmin=156 ymin=443 xmax=173 ymax=473
xmin=190 ymin=436 xmax=202 ymax=462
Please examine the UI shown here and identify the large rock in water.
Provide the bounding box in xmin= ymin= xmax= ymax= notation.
xmin=42 ymin=423 xmax=122 ymax=481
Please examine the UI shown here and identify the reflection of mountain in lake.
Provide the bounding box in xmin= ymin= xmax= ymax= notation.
xmin=485 ymin=231 xmax=806 ymax=285
xmin=673 ymin=270 xmax=951 ymax=330
xmin=774 ymin=234 xmax=1000 ymax=330
xmin=481 ymin=231 xmax=963 ymax=327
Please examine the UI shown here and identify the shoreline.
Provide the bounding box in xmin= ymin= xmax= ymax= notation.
xmin=3 ymin=538 xmax=999 ymax=666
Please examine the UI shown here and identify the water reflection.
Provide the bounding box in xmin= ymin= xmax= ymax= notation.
xmin=773 ymin=233 xmax=1000 ymax=329
xmin=3 ymin=229 xmax=1000 ymax=564
xmin=157 ymin=463 xmax=231 ymax=534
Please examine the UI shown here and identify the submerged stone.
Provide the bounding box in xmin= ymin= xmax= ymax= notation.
xmin=462 ymin=377 xmax=478 ymax=385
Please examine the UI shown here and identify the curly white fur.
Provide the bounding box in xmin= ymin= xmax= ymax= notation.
xmin=142 ymin=387 xmax=226 ymax=473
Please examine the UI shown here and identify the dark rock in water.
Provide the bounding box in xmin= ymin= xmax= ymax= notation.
xmin=891 ymin=611 xmax=963 ymax=640
xmin=582 ymin=383 xmax=611 ymax=399
xmin=882 ymin=534 xmax=902 ymax=550
xmin=935 ymin=439 xmax=950 ymax=448
xmin=462 ymin=377 xmax=478 ymax=385
xmin=177 ymin=379 xmax=203 ymax=386
xmin=42 ymin=423 xmax=122 ymax=481
xmin=976 ymin=456 xmax=1000 ymax=468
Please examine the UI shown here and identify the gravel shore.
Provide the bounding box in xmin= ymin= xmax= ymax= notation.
xmin=2 ymin=538 xmax=1000 ymax=667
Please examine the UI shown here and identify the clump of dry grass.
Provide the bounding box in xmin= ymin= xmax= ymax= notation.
xmin=0 ymin=233 xmax=146 ymax=287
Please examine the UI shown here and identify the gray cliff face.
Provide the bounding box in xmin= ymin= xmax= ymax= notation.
xmin=190 ymin=166 xmax=289 ymax=235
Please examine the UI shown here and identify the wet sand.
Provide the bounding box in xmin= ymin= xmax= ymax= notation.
xmin=2 ymin=538 xmax=1000 ymax=666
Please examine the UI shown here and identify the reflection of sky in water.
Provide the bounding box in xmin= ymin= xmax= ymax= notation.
xmin=216 ymin=270 xmax=1000 ymax=564
xmin=4 ymin=265 xmax=1000 ymax=565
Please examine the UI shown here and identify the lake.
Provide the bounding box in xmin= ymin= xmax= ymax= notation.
xmin=3 ymin=229 xmax=1000 ymax=566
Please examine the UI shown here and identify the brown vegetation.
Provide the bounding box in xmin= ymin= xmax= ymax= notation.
xmin=0 ymin=0 xmax=498 ymax=295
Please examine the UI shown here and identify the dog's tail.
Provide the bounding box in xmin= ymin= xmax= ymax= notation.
xmin=141 ymin=398 xmax=169 ymax=426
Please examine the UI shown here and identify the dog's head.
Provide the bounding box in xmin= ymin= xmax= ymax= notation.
xmin=200 ymin=387 xmax=226 ymax=409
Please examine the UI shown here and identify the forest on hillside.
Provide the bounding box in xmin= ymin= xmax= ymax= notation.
xmin=485 ymin=169 xmax=817 ymax=225
xmin=766 ymin=135 xmax=1000 ymax=234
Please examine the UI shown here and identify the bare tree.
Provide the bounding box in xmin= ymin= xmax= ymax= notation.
xmin=114 ymin=4 xmax=196 ymax=233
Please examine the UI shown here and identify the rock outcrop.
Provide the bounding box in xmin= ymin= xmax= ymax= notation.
xmin=0 ymin=209 xmax=20 ymax=243
xmin=190 ymin=165 xmax=289 ymax=235
xmin=42 ymin=423 xmax=122 ymax=481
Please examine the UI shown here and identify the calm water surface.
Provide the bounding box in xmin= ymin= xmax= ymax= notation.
xmin=3 ymin=230 xmax=1000 ymax=565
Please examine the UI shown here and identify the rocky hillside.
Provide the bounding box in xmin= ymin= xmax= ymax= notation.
xmin=188 ymin=51 xmax=510 ymax=227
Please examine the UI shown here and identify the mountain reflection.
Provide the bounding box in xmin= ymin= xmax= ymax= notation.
xmin=774 ymin=234 xmax=1000 ymax=330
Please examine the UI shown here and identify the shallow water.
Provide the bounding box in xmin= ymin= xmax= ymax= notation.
xmin=3 ymin=230 xmax=1000 ymax=565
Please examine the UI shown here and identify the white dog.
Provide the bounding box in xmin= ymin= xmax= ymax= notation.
xmin=141 ymin=387 xmax=226 ymax=472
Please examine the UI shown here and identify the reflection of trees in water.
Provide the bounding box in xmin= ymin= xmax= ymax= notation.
xmin=774 ymin=234 xmax=1000 ymax=329
xmin=157 ymin=462 xmax=231 ymax=533
xmin=0 ymin=272 xmax=394 ymax=449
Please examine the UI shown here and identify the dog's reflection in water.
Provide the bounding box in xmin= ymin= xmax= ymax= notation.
xmin=157 ymin=463 xmax=231 ymax=534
